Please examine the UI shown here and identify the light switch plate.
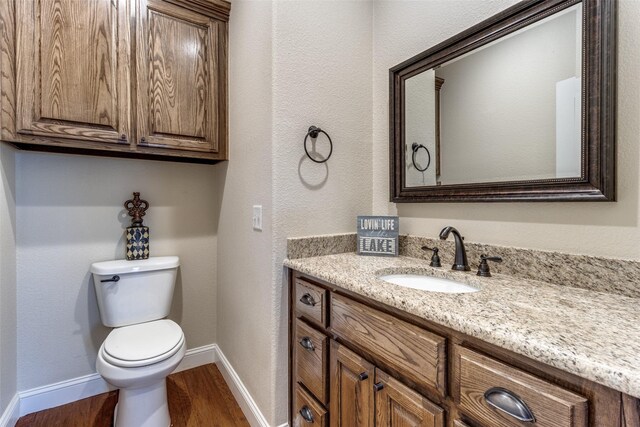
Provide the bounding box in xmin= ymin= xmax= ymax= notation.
xmin=252 ymin=205 xmax=262 ymax=231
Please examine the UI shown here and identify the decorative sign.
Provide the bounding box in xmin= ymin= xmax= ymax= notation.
xmin=357 ymin=216 xmax=399 ymax=257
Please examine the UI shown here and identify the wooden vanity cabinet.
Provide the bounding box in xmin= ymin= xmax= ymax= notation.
xmin=289 ymin=269 xmax=640 ymax=427
xmin=330 ymin=341 xmax=444 ymax=427
xmin=291 ymin=272 xmax=445 ymax=427
xmin=0 ymin=0 xmax=229 ymax=163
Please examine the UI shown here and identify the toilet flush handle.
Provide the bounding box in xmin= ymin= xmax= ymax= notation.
xmin=100 ymin=275 xmax=120 ymax=283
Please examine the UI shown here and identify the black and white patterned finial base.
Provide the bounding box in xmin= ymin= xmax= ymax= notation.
xmin=126 ymin=226 xmax=150 ymax=260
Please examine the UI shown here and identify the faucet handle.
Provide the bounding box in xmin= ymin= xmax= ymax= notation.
xmin=421 ymin=246 xmax=442 ymax=268
xmin=477 ymin=254 xmax=503 ymax=277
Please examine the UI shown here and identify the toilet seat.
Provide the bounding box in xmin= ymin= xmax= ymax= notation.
xmin=102 ymin=319 xmax=184 ymax=368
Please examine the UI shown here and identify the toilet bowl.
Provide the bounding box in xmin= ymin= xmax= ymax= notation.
xmin=96 ymin=320 xmax=186 ymax=427
xmin=91 ymin=257 xmax=184 ymax=427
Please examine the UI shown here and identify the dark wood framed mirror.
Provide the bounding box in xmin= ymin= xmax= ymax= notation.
xmin=389 ymin=0 xmax=616 ymax=202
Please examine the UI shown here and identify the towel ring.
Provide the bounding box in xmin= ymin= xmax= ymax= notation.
xmin=304 ymin=126 xmax=333 ymax=163
xmin=411 ymin=143 xmax=431 ymax=172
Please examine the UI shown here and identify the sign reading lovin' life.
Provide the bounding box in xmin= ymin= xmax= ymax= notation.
xmin=357 ymin=216 xmax=399 ymax=257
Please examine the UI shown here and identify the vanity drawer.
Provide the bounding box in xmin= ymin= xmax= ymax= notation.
xmin=295 ymin=278 xmax=327 ymax=327
xmin=453 ymin=346 xmax=588 ymax=427
xmin=295 ymin=320 xmax=328 ymax=404
xmin=330 ymin=293 xmax=446 ymax=395
xmin=294 ymin=384 xmax=327 ymax=427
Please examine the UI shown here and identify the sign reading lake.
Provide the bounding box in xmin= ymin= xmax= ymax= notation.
xmin=357 ymin=216 xmax=399 ymax=257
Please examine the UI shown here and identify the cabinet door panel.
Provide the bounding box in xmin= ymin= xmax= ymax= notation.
xmin=16 ymin=0 xmax=130 ymax=143
xmin=137 ymin=0 xmax=220 ymax=153
xmin=375 ymin=369 xmax=444 ymax=427
xmin=330 ymin=341 xmax=374 ymax=427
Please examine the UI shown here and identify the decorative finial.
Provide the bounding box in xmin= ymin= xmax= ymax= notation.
xmin=124 ymin=192 xmax=149 ymax=226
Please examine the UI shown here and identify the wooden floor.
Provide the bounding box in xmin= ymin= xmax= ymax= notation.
xmin=16 ymin=364 xmax=250 ymax=427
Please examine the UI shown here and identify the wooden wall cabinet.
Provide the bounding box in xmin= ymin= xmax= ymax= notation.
xmin=14 ymin=0 xmax=132 ymax=145
xmin=289 ymin=270 xmax=640 ymax=427
xmin=0 ymin=0 xmax=230 ymax=164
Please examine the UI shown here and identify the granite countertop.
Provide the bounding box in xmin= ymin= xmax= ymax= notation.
xmin=284 ymin=252 xmax=640 ymax=399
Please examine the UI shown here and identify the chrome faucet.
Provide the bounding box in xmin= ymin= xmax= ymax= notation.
xmin=439 ymin=226 xmax=470 ymax=271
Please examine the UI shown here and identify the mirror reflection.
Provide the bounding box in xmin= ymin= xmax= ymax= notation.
xmin=404 ymin=4 xmax=582 ymax=187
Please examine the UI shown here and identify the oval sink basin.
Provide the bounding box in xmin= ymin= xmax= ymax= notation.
xmin=379 ymin=274 xmax=479 ymax=294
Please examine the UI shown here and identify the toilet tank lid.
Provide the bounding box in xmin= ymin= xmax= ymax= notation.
xmin=90 ymin=256 xmax=180 ymax=275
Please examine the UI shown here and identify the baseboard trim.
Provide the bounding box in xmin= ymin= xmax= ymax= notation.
xmin=17 ymin=343 xmax=218 ymax=419
xmin=176 ymin=343 xmax=218 ymax=373
xmin=0 ymin=394 xmax=20 ymax=427
xmin=19 ymin=372 xmax=113 ymax=418
xmin=215 ymin=346 xmax=274 ymax=427
xmin=7 ymin=344 xmax=288 ymax=427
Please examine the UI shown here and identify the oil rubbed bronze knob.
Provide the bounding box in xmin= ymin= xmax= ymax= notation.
xmin=421 ymin=246 xmax=442 ymax=268
xmin=358 ymin=372 xmax=369 ymax=381
xmin=477 ymin=254 xmax=503 ymax=277
xmin=299 ymin=337 xmax=315 ymax=351
xmin=373 ymin=382 xmax=384 ymax=392
xmin=299 ymin=406 xmax=314 ymax=423
xmin=299 ymin=293 xmax=316 ymax=306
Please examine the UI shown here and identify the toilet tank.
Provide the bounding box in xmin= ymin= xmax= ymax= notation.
xmin=90 ymin=256 xmax=180 ymax=327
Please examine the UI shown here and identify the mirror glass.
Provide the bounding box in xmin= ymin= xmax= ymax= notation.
xmin=404 ymin=4 xmax=583 ymax=188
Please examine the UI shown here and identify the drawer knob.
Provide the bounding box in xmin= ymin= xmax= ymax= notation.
xmin=484 ymin=387 xmax=535 ymax=423
xmin=358 ymin=372 xmax=369 ymax=381
xmin=373 ymin=382 xmax=384 ymax=392
xmin=299 ymin=293 xmax=317 ymax=306
xmin=299 ymin=337 xmax=315 ymax=351
xmin=299 ymin=406 xmax=314 ymax=423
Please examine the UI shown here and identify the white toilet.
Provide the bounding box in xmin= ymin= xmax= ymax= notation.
xmin=91 ymin=256 xmax=186 ymax=427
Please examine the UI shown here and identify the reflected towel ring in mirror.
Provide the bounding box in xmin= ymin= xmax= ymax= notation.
xmin=304 ymin=126 xmax=333 ymax=163
xmin=411 ymin=143 xmax=431 ymax=172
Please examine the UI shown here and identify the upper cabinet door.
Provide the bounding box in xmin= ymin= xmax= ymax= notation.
xmin=136 ymin=0 xmax=225 ymax=155
xmin=15 ymin=0 xmax=131 ymax=144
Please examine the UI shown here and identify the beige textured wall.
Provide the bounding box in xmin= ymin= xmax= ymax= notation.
xmin=218 ymin=1 xmax=373 ymax=425
xmin=0 ymin=144 xmax=17 ymax=412
xmin=373 ymin=0 xmax=640 ymax=260
xmin=16 ymin=153 xmax=219 ymax=390
xmin=216 ymin=0 xmax=275 ymax=423
xmin=271 ymin=1 xmax=373 ymax=423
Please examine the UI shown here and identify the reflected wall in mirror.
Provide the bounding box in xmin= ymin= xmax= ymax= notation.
xmin=390 ymin=0 xmax=616 ymax=202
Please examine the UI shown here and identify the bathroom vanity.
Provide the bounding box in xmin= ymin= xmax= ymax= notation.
xmin=286 ymin=252 xmax=640 ymax=427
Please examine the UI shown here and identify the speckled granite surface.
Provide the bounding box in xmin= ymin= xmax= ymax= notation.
xmin=400 ymin=235 xmax=640 ymax=299
xmin=284 ymin=252 xmax=640 ymax=398
xmin=288 ymin=233 xmax=640 ymax=298
xmin=287 ymin=233 xmax=356 ymax=259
